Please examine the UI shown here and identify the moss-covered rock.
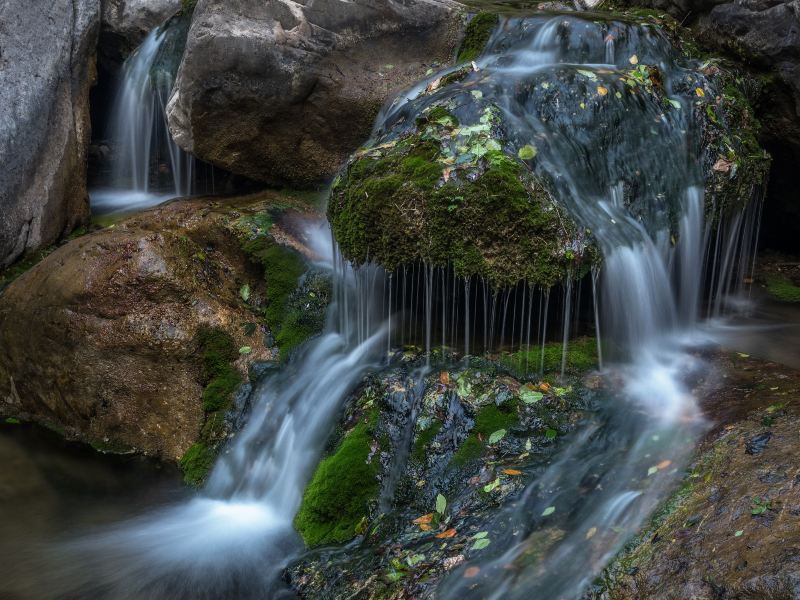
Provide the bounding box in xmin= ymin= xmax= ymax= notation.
xmin=457 ymin=11 xmax=499 ymax=63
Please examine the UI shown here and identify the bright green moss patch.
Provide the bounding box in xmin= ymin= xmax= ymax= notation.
xmin=412 ymin=421 xmax=442 ymax=462
xmin=766 ymin=275 xmax=800 ymax=303
xmin=457 ymin=12 xmax=499 ymax=63
xmin=499 ymin=336 xmax=598 ymax=376
xmin=197 ymin=327 xmax=242 ymax=412
xmin=452 ymin=402 xmax=518 ymax=466
xmin=179 ymin=442 xmax=216 ymax=486
xmin=294 ymin=423 xmax=380 ymax=547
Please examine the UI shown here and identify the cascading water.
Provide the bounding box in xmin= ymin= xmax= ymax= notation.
xmin=30 ymin=12 xmax=765 ymax=600
xmin=91 ymin=26 xmax=201 ymax=216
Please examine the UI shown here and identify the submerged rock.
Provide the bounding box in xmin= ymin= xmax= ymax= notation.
xmin=166 ymin=0 xmax=466 ymax=186
xmin=0 ymin=192 xmax=327 ymax=467
xmin=0 ymin=0 xmax=100 ymax=268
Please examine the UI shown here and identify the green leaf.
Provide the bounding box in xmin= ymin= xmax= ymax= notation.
xmin=473 ymin=531 xmax=489 ymax=539
xmin=488 ymin=429 xmax=506 ymax=445
xmin=240 ymin=284 xmax=251 ymax=302
xmin=541 ymin=506 xmax=556 ymax=517
xmin=519 ymin=388 xmax=543 ymax=404
xmin=517 ymin=144 xmax=538 ymax=161
xmin=471 ymin=538 xmax=491 ymax=550
xmin=525 ymin=438 xmax=532 ymax=451
xmin=239 ymin=346 xmax=252 ymax=355
xmin=666 ymin=98 xmax=681 ymax=109
xmin=471 ymin=90 xmax=483 ymax=100
xmin=436 ymin=493 xmax=447 ymax=515
xmin=734 ymin=530 xmax=744 ymax=537
xmin=483 ymin=478 xmax=501 ymax=493
xmin=406 ymin=553 xmax=425 ymax=567
xmin=456 ymin=377 xmax=472 ymax=398
xmin=577 ymin=69 xmax=598 ymax=81
xmin=647 ymin=466 xmax=658 ymax=476
xmin=4 ymin=417 xmax=20 ymax=425
xmin=545 ymin=429 xmax=557 ymax=440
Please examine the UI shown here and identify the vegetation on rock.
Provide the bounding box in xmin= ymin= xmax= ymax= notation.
xmin=457 ymin=12 xmax=498 ymax=63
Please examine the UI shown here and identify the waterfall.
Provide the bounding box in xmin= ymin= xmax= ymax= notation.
xmin=91 ymin=27 xmax=197 ymax=216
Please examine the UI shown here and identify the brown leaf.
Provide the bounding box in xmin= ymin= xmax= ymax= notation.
xmin=413 ymin=513 xmax=434 ymax=524
xmin=656 ymin=459 xmax=672 ymax=470
xmin=435 ymin=528 xmax=458 ymax=539
xmin=440 ymin=371 xmax=451 ymax=385
xmin=502 ymin=468 xmax=523 ymax=476
xmin=419 ymin=523 xmax=433 ymax=531
xmin=464 ymin=566 xmax=481 ymax=578
xmin=713 ymin=157 xmax=733 ymax=173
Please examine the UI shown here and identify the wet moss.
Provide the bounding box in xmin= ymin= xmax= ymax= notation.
xmin=457 ymin=12 xmax=499 ymax=63
xmin=329 ymin=135 xmax=584 ymax=289
xmin=499 ymin=337 xmax=598 ymax=376
xmin=197 ymin=327 xmax=242 ymax=412
xmin=412 ymin=420 xmax=443 ymax=462
xmin=294 ymin=422 xmax=380 ymax=547
xmin=452 ymin=402 xmax=519 ymax=465
xmin=766 ymin=275 xmax=800 ymax=303
xmin=179 ymin=442 xmax=215 ymax=486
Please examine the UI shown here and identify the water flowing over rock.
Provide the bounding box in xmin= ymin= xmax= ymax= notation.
xmin=0 ymin=0 xmax=100 ymax=268
xmin=100 ymin=0 xmax=183 ymax=62
xmin=166 ymin=0 xmax=466 ymax=186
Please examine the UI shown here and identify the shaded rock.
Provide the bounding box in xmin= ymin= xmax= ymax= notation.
xmin=745 ymin=431 xmax=772 ymax=455
xmin=100 ymin=0 xmax=183 ymax=63
xmin=0 ymin=0 xmax=100 ymax=268
xmin=166 ymin=0 xmax=465 ymax=186
xmin=0 ymin=192 xmax=323 ymax=461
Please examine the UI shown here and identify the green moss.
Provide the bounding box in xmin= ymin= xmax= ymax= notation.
xmin=329 ymin=134 xmax=587 ymax=288
xmin=457 ymin=12 xmax=499 ymax=63
xmin=766 ymin=275 xmax=800 ymax=303
xmin=452 ymin=402 xmax=518 ymax=465
xmin=179 ymin=442 xmax=216 ymax=486
xmin=499 ymin=337 xmax=598 ymax=376
xmin=197 ymin=327 xmax=242 ymax=412
xmin=294 ymin=422 xmax=380 ymax=547
xmin=412 ymin=421 xmax=442 ymax=462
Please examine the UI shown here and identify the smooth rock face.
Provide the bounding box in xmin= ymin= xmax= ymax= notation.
xmin=0 ymin=0 xmax=100 ymax=269
xmin=167 ymin=0 xmax=465 ymax=186
xmin=0 ymin=197 xmax=277 ymax=460
xmin=100 ymin=0 xmax=182 ymax=61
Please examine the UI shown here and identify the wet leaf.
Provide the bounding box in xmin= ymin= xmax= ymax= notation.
xmin=413 ymin=513 xmax=434 ymax=524
xmin=436 ymin=493 xmax=447 ymax=515
xmin=471 ymin=90 xmax=483 ymax=100
xmin=239 ymin=284 xmax=251 ymax=302
xmin=440 ymin=371 xmax=451 ymax=385
xmin=520 ymin=386 xmax=543 ymax=404
xmin=239 ymin=346 xmax=252 ymax=355
xmin=488 ymin=429 xmax=506 ymax=445
xmin=695 ymin=87 xmax=705 ymax=97
xmin=542 ymin=506 xmax=556 ymax=517
xmin=436 ymin=528 xmax=458 ymax=539
xmin=427 ymin=78 xmax=442 ymax=92
xmin=629 ymin=54 xmax=639 ymax=65
xmin=656 ymin=460 xmax=672 ymax=470
xmin=666 ymin=98 xmax=681 ymax=109
xmin=713 ymin=157 xmax=733 ymax=173
xmin=473 ymin=531 xmax=488 ymax=539
xmin=502 ymin=468 xmax=522 ymax=476
xmin=577 ymin=69 xmax=598 ymax=81
xmin=734 ymin=530 xmax=744 ymax=537
xmin=525 ymin=438 xmax=532 ymax=451
xmin=517 ymin=144 xmax=538 ymax=161
xmin=545 ymin=429 xmax=557 ymax=440
xmin=483 ymin=478 xmax=501 ymax=493
xmin=586 ymin=526 xmax=598 ymax=539
xmin=647 ymin=466 xmax=658 ymax=476
xmin=597 ymin=86 xmax=609 ymax=96
xmin=407 ymin=553 xmax=426 ymax=567
xmin=615 ymin=91 xmax=623 ymax=99
xmin=419 ymin=523 xmax=433 ymax=531
xmin=456 ymin=377 xmax=472 ymax=398
xmin=471 ymin=538 xmax=491 ymax=550
xmin=464 ymin=566 xmax=481 ymax=578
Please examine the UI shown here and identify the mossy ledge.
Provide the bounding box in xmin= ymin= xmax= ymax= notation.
xmin=328 ymin=105 xmax=595 ymax=289
xmin=294 ymin=422 xmax=380 ymax=547
xmin=457 ymin=11 xmax=499 ymax=63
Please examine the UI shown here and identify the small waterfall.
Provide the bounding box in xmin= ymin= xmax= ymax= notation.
xmin=92 ymin=26 xmax=200 ymax=216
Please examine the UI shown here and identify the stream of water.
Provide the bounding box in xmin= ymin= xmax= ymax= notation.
xmin=2 ymin=12 xmax=771 ymax=600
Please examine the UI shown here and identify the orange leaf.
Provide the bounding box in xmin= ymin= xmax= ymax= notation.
xmin=435 ymin=528 xmax=458 ymax=539
xmin=419 ymin=523 xmax=433 ymax=531
xmin=597 ymin=86 xmax=608 ymax=96
xmin=413 ymin=513 xmax=433 ymax=524
xmin=440 ymin=371 xmax=451 ymax=385
xmin=502 ymin=468 xmax=523 ymax=476
xmin=539 ymin=382 xmax=551 ymax=392
xmin=464 ymin=566 xmax=481 ymax=578
xmin=656 ymin=460 xmax=672 ymax=470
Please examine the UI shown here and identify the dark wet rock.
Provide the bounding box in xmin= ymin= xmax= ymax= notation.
xmin=100 ymin=0 xmax=182 ymax=63
xmin=166 ymin=0 xmax=466 ymax=186
xmin=0 ymin=0 xmax=100 ymax=268
xmin=745 ymin=431 xmax=772 ymax=455
xmin=288 ymin=350 xmax=595 ymax=597
xmin=0 ymin=192 xmax=325 ymax=465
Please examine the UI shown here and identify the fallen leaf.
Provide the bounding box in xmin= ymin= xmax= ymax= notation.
xmin=473 ymin=531 xmax=488 ymax=539
xmin=419 ymin=523 xmax=432 ymax=531
xmin=597 ymin=86 xmax=609 ymax=96
xmin=464 ymin=566 xmax=481 ymax=578
xmin=539 ymin=382 xmax=551 ymax=392
xmin=656 ymin=460 xmax=672 ymax=470
xmin=502 ymin=468 xmax=523 ymax=476
xmin=629 ymin=54 xmax=639 ymax=65
xmin=471 ymin=538 xmax=491 ymax=550
xmin=427 ymin=78 xmax=441 ymax=92
xmin=713 ymin=157 xmax=733 ymax=172
xmin=413 ymin=513 xmax=433 ymax=524
xmin=436 ymin=528 xmax=458 ymax=539
xmin=695 ymin=87 xmax=705 ymax=97
xmin=647 ymin=466 xmax=658 ymax=476
xmin=436 ymin=494 xmax=447 ymax=515
xmin=239 ymin=346 xmax=252 ymax=354
xmin=483 ymin=478 xmax=501 ymax=493
xmin=734 ymin=530 xmax=744 ymax=537
xmin=518 ymin=144 xmax=538 ymax=161
xmin=542 ymin=506 xmax=556 ymax=517
xmin=586 ymin=526 xmax=598 ymax=539
xmin=488 ymin=429 xmax=506 ymax=445
xmin=577 ymin=69 xmax=598 ymax=81
xmin=440 ymin=371 xmax=451 ymax=385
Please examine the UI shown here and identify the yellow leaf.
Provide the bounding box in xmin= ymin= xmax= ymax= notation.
xmin=435 ymin=528 xmax=458 ymax=539
xmin=695 ymin=87 xmax=705 ymax=97
xmin=629 ymin=54 xmax=639 ymax=65
xmin=419 ymin=523 xmax=433 ymax=531
xmin=657 ymin=460 xmax=672 ymax=470
xmin=413 ymin=513 xmax=433 ymax=524
xmin=502 ymin=468 xmax=523 ymax=476
xmin=597 ymin=86 xmax=609 ymax=96
xmin=586 ymin=526 xmax=598 ymax=540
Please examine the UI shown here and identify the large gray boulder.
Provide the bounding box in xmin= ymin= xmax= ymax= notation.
xmin=0 ymin=0 xmax=101 ymax=269
xmin=100 ymin=0 xmax=182 ymax=63
xmin=166 ymin=0 xmax=465 ymax=187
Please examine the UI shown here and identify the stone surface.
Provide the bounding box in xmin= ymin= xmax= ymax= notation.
xmin=98 ymin=0 xmax=183 ymax=67
xmin=166 ymin=0 xmax=465 ymax=186
xmin=0 ymin=193 xmax=324 ymax=460
xmin=0 ymin=0 xmax=100 ymax=269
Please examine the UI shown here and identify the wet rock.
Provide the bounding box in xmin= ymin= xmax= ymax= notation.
xmin=166 ymin=0 xmax=465 ymax=186
xmin=745 ymin=431 xmax=772 ymax=455
xmin=100 ymin=0 xmax=182 ymax=62
xmin=0 ymin=192 xmax=323 ymax=462
xmin=0 ymin=0 xmax=100 ymax=268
